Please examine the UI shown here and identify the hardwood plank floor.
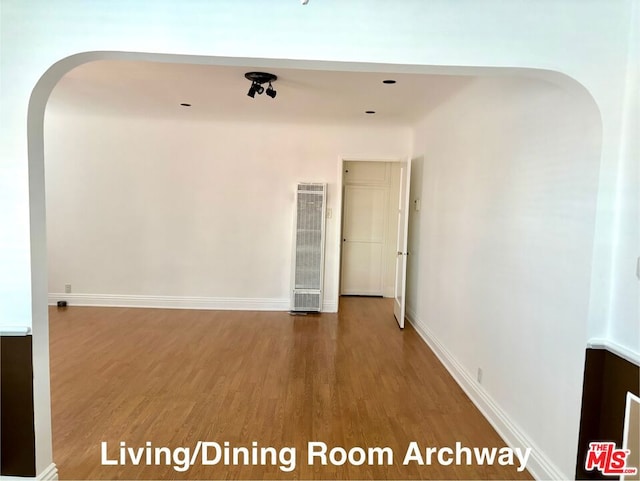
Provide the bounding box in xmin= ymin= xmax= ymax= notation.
xmin=49 ymin=297 xmax=532 ymax=479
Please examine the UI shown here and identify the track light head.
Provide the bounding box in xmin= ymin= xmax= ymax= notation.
xmin=266 ymin=83 xmax=277 ymax=98
xmin=254 ymin=82 xmax=265 ymax=95
xmin=247 ymin=85 xmax=257 ymax=98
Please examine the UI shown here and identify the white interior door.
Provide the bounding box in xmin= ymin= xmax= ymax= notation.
xmin=341 ymin=185 xmax=386 ymax=295
xmin=393 ymin=159 xmax=411 ymax=328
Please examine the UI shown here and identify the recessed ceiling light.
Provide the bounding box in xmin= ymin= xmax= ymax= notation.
xmin=180 ymin=103 xmax=191 ymax=107
xmin=382 ymin=80 xmax=396 ymax=84
xmin=365 ymin=111 xmax=376 ymax=114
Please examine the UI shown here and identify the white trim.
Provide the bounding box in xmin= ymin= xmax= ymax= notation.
xmin=335 ymin=156 xmax=406 ymax=306
xmin=587 ymin=338 xmax=640 ymax=367
xmin=37 ymin=464 xmax=58 ymax=481
xmin=0 ymin=326 xmax=31 ymax=336
xmin=322 ymin=300 xmax=338 ymax=313
xmin=49 ymin=293 xmax=340 ymax=313
xmin=406 ymin=307 xmax=566 ymax=481
xmin=49 ymin=293 xmax=289 ymax=311
xmin=334 ymin=157 xmax=345 ymax=311
xmin=0 ymin=463 xmax=58 ymax=481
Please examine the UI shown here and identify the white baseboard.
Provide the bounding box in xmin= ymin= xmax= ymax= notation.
xmin=49 ymin=293 xmax=340 ymax=313
xmin=323 ymin=300 xmax=338 ymax=313
xmin=0 ymin=463 xmax=58 ymax=481
xmin=37 ymin=464 xmax=58 ymax=481
xmin=49 ymin=293 xmax=289 ymax=311
xmin=405 ymin=307 xmax=566 ymax=481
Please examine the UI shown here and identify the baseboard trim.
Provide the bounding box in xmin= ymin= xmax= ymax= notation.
xmin=405 ymin=307 xmax=566 ymax=481
xmin=322 ymin=300 xmax=338 ymax=313
xmin=49 ymin=293 xmax=289 ymax=311
xmin=0 ymin=463 xmax=57 ymax=481
xmin=37 ymin=464 xmax=58 ymax=481
xmin=49 ymin=293 xmax=340 ymax=313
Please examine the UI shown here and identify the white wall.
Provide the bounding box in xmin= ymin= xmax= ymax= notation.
xmin=605 ymin=0 xmax=640 ymax=357
xmin=44 ymin=108 xmax=410 ymax=309
xmin=407 ymin=76 xmax=602 ymax=478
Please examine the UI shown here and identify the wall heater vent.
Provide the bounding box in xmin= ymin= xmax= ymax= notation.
xmin=291 ymin=183 xmax=327 ymax=312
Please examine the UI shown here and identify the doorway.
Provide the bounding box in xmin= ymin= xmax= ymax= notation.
xmin=340 ymin=161 xmax=401 ymax=297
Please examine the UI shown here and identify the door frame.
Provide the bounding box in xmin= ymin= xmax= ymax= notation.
xmin=334 ymin=156 xmax=405 ymax=310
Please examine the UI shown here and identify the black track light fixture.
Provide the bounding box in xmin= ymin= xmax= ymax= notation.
xmin=244 ymin=72 xmax=278 ymax=100
xmin=247 ymin=81 xmax=264 ymax=97
xmin=266 ymin=82 xmax=277 ymax=98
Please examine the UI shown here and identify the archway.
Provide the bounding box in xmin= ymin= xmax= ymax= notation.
xmin=28 ymin=52 xmax=603 ymax=479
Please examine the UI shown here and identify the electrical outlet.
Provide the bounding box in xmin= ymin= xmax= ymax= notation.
xmin=64 ymin=284 xmax=72 ymax=294
xmin=477 ymin=368 xmax=483 ymax=384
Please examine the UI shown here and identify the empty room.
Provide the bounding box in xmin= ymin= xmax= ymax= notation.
xmin=1 ymin=2 xmax=638 ymax=481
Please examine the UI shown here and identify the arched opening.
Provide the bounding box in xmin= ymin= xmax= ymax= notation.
xmin=28 ymin=52 xmax=603 ymax=479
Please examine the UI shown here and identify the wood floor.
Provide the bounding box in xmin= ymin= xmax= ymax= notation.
xmin=49 ymin=297 xmax=532 ymax=479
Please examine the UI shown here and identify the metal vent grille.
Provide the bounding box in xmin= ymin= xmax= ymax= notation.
xmin=298 ymin=184 xmax=324 ymax=192
xmin=295 ymin=193 xmax=323 ymax=289
xmin=291 ymin=183 xmax=326 ymax=312
xmin=293 ymin=292 xmax=321 ymax=311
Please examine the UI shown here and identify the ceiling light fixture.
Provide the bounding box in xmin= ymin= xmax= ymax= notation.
xmin=180 ymin=103 xmax=191 ymax=107
xmin=365 ymin=110 xmax=376 ymax=114
xmin=245 ymin=72 xmax=278 ymax=99
xmin=382 ymin=79 xmax=397 ymax=84
xmin=265 ymin=82 xmax=277 ymax=98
